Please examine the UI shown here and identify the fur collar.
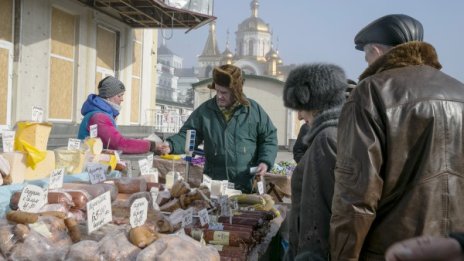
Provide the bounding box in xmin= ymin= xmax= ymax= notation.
xmin=303 ymin=106 xmax=342 ymax=146
xmin=359 ymin=41 xmax=442 ymax=80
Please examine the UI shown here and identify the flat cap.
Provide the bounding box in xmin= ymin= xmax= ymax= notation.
xmin=355 ymin=14 xmax=423 ymax=51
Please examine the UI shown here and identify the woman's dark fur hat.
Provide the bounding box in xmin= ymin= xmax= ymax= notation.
xmin=283 ymin=63 xmax=347 ymax=111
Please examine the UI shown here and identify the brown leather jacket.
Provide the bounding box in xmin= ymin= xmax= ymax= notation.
xmin=330 ymin=41 xmax=464 ymax=260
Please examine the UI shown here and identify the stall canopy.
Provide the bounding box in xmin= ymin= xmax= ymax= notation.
xmin=75 ymin=0 xmax=215 ymax=31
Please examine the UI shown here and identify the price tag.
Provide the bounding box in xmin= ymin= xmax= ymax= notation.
xmin=49 ymin=168 xmax=65 ymax=189
xmin=85 ymin=162 xmax=107 ymax=184
xmin=89 ymin=124 xmax=98 ymax=138
xmin=219 ymin=195 xmax=230 ymax=217
xmin=86 ymin=191 xmax=112 ymax=234
xmin=221 ymin=180 xmax=228 ymax=195
xmin=67 ymin=138 xmax=81 ymax=150
xmin=213 ymin=231 xmax=230 ymax=245
xmin=31 ymin=106 xmax=44 ymax=122
xmin=208 ymin=222 xmax=224 ymax=231
xmin=43 ymin=185 xmax=48 ymax=205
xmin=202 ymin=175 xmax=212 ymax=190
xmin=257 ymin=180 xmax=264 ymax=195
xmin=227 ymin=182 xmax=235 ymax=190
xmin=147 ymin=154 xmax=154 ymax=168
xmin=182 ymin=208 xmax=194 ymax=227
xmin=198 ymin=208 xmax=210 ymax=226
xmin=130 ymin=198 xmax=148 ymax=228
xmin=18 ymin=185 xmax=46 ymax=212
xmin=138 ymin=158 xmax=150 ymax=175
xmin=2 ymin=130 xmax=15 ymax=153
xmin=150 ymin=187 xmax=160 ymax=211
xmin=169 ymin=209 xmax=185 ymax=224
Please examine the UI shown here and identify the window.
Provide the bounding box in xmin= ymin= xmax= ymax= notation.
xmin=95 ymin=25 xmax=118 ymax=91
xmin=0 ymin=0 xmax=14 ymax=127
xmin=48 ymin=7 xmax=76 ymax=121
xmin=130 ymin=29 xmax=143 ymax=124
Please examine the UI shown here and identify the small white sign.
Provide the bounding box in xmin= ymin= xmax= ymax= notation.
xmin=2 ymin=130 xmax=15 ymax=153
xmin=87 ymin=191 xmax=112 ymax=234
xmin=49 ymin=168 xmax=65 ymax=189
xmin=43 ymin=186 xmax=48 ymax=205
xmin=227 ymin=182 xmax=235 ymax=190
xmin=198 ymin=208 xmax=210 ymax=226
xmin=182 ymin=208 xmax=194 ymax=227
xmin=219 ymin=195 xmax=230 ymax=217
xmin=31 ymin=106 xmax=44 ymax=122
xmin=67 ymin=138 xmax=81 ymax=150
xmin=130 ymin=198 xmax=148 ymax=228
xmin=150 ymin=187 xmax=160 ymax=211
xmin=169 ymin=209 xmax=185 ymax=224
xmin=221 ymin=180 xmax=228 ymax=195
xmin=85 ymin=163 xmax=107 ymax=184
xmin=89 ymin=124 xmax=98 ymax=138
xmin=257 ymin=180 xmax=264 ymax=195
xmin=138 ymin=158 xmax=150 ymax=176
xmin=147 ymin=154 xmax=154 ymax=168
xmin=18 ymin=185 xmax=46 ymax=212
xmin=202 ymin=175 xmax=212 ymax=190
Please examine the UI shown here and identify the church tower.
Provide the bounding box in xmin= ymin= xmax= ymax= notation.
xmin=197 ymin=21 xmax=222 ymax=79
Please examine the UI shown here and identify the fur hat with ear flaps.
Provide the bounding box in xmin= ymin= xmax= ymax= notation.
xmin=283 ymin=63 xmax=347 ymax=111
xmin=208 ymin=64 xmax=249 ymax=106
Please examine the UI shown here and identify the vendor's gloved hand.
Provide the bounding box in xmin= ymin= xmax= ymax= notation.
xmin=150 ymin=141 xmax=171 ymax=155
xmin=256 ymin=163 xmax=268 ymax=176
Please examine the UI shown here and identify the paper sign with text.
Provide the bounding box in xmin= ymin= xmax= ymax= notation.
xmin=2 ymin=130 xmax=15 ymax=153
xmin=49 ymin=168 xmax=65 ymax=189
xmin=150 ymin=187 xmax=160 ymax=211
xmin=32 ymin=106 xmax=44 ymax=122
xmin=87 ymin=191 xmax=112 ymax=234
xmin=130 ymin=198 xmax=148 ymax=228
xmin=138 ymin=158 xmax=150 ymax=175
xmin=198 ymin=208 xmax=210 ymax=226
xmin=202 ymin=175 xmax=212 ymax=190
xmin=67 ymin=138 xmax=81 ymax=150
xmin=257 ymin=181 xmax=264 ymax=195
xmin=85 ymin=163 xmax=107 ymax=184
xmin=89 ymin=124 xmax=98 ymax=138
xmin=147 ymin=154 xmax=154 ymax=168
xmin=18 ymin=185 xmax=46 ymax=212
xmin=182 ymin=208 xmax=194 ymax=227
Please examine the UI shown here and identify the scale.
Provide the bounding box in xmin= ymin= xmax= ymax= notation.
xmin=184 ymin=129 xmax=196 ymax=183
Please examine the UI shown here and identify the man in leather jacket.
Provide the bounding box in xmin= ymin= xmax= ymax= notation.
xmin=330 ymin=14 xmax=464 ymax=260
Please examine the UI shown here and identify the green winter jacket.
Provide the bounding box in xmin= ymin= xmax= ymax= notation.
xmin=167 ymin=97 xmax=278 ymax=193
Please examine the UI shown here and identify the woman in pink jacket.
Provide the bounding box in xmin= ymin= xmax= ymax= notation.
xmin=78 ymin=76 xmax=157 ymax=154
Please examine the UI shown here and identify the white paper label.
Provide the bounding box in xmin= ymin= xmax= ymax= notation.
xmin=169 ymin=209 xmax=185 ymax=224
xmin=48 ymin=168 xmax=65 ymax=189
xmin=182 ymin=207 xmax=194 ymax=227
xmin=227 ymin=182 xmax=235 ymax=189
xmin=31 ymin=106 xmax=44 ymax=122
xmin=258 ymin=181 xmax=264 ymax=195
xmin=150 ymin=187 xmax=160 ymax=211
xmin=86 ymin=163 xmax=107 ymax=184
xmin=18 ymin=185 xmax=46 ymax=212
xmin=87 ymin=191 xmax=112 ymax=234
xmin=138 ymin=158 xmax=150 ymax=175
xmin=130 ymin=198 xmax=148 ymax=228
xmin=147 ymin=154 xmax=154 ymax=168
xmin=202 ymin=175 xmax=212 ymax=190
xmin=2 ymin=130 xmax=15 ymax=153
xmin=219 ymin=195 xmax=230 ymax=217
xmin=67 ymin=138 xmax=81 ymax=150
xmin=89 ymin=124 xmax=98 ymax=138
xmin=198 ymin=208 xmax=210 ymax=226
xmin=221 ymin=180 xmax=228 ymax=195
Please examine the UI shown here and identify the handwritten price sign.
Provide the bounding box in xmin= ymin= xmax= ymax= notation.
xmin=18 ymin=185 xmax=46 ymax=212
xmin=86 ymin=191 xmax=112 ymax=234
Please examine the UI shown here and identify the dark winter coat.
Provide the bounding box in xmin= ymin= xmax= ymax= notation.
xmin=330 ymin=41 xmax=464 ymax=260
xmin=293 ymin=123 xmax=310 ymax=163
xmin=167 ymin=97 xmax=278 ymax=193
xmin=286 ymin=107 xmax=341 ymax=260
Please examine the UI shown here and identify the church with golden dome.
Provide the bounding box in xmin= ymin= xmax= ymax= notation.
xmin=197 ymin=0 xmax=285 ymax=81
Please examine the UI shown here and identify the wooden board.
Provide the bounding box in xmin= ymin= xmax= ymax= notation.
xmin=133 ymin=29 xmax=143 ymax=42
xmin=0 ymin=48 xmax=9 ymax=124
xmin=0 ymin=0 xmax=13 ymax=42
xmin=49 ymin=57 xmax=73 ymax=119
xmin=132 ymin=41 xmax=142 ymax=77
xmin=96 ymin=26 xmax=116 ymax=70
xmin=51 ymin=7 xmax=75 ymax=59
xmin=130 ymin=78 xmax=140 ymax=123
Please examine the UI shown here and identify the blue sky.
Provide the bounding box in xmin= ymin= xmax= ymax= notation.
xmin=162 ymin=1 xmax=464 ymax=82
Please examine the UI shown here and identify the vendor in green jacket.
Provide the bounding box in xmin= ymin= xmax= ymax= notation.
xmin=157 ymin=64 xmax=278 ymax=193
